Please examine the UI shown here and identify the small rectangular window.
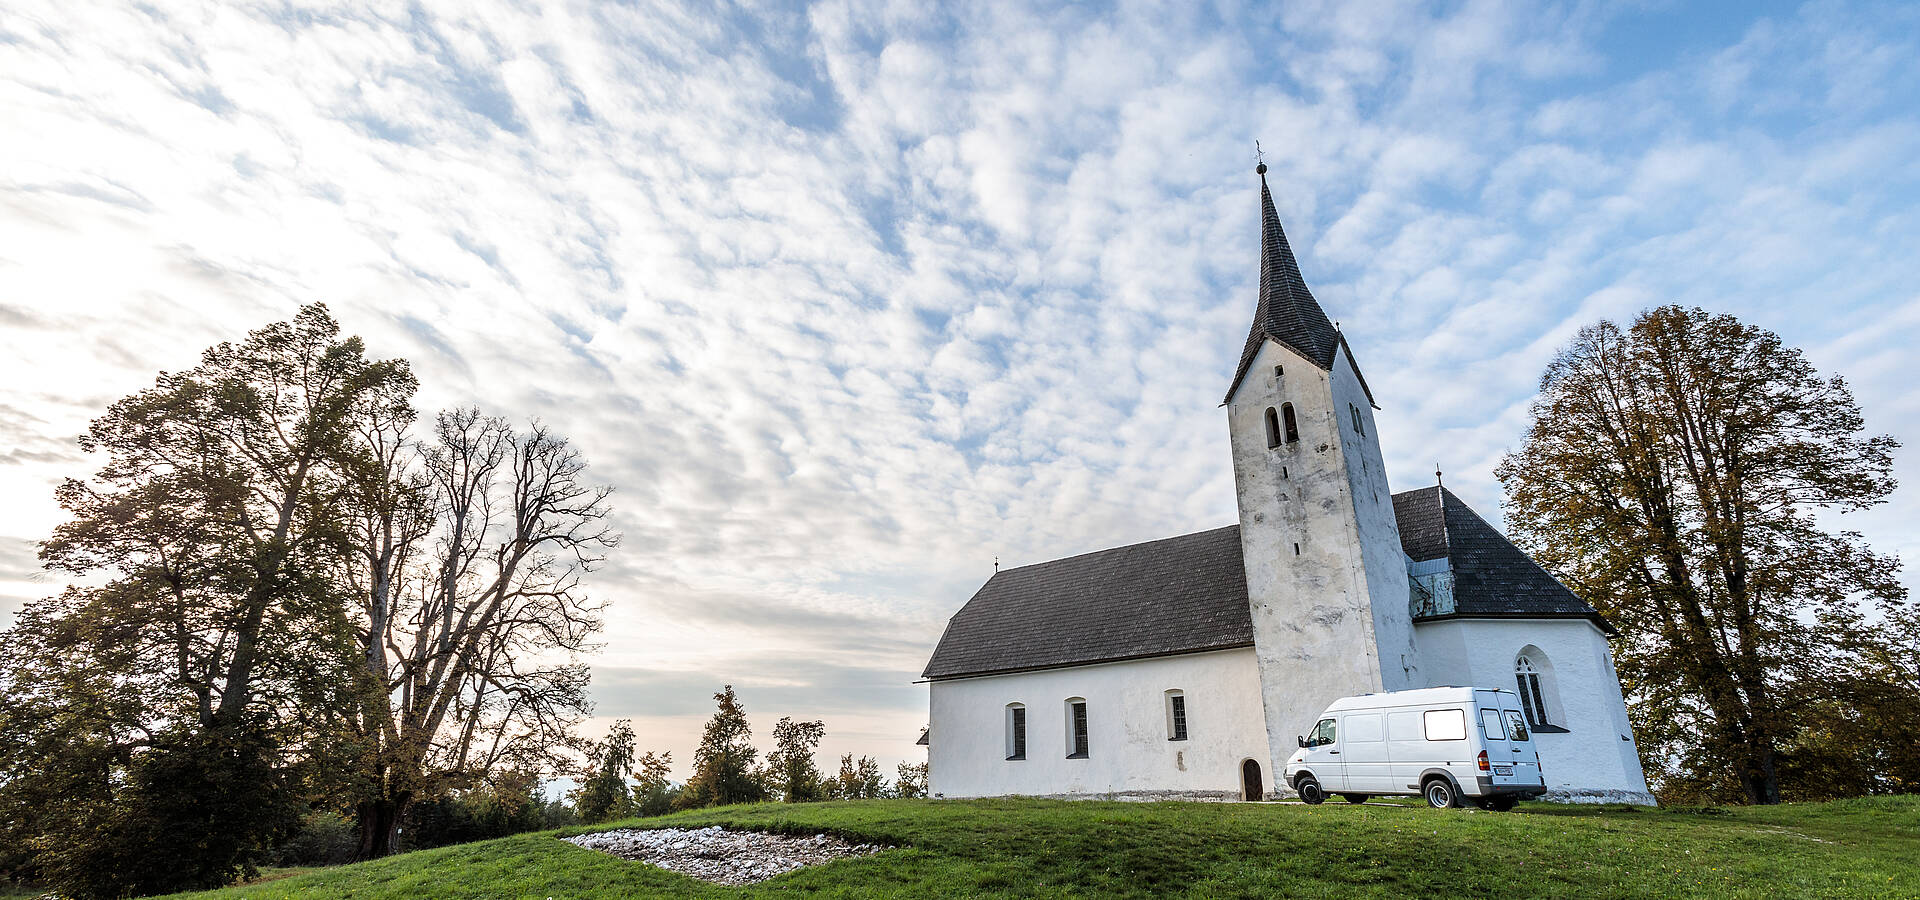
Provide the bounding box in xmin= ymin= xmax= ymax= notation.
xmin=1170 ymin=695 xmax=1188 ymax=741
xmin=1069 ymin=701 xmax=1089 ymax=758
xmin=1424 ymin=708 xmax=1467 ymax=741
xmin=1504 ymin=709 xmax=1530 ymax=742
xmin=1008 ymin=707 xmax=1026 ymax=760
xmin=1480 ymin=708 xmax=1506 ymax=741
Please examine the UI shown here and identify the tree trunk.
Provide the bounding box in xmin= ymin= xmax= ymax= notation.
xmin=355 ymin=793 xmax=411 ymax=859
xmin=1741 ymin=740 xmax=1781 ymax=804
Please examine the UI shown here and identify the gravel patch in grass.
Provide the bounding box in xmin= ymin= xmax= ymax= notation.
xmin=562 ymin=825 xmax=890 ymax=885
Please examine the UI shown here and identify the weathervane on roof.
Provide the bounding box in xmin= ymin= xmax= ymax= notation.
xmin=1436 ymin=465 xmax=1443 ymax=487
xmin=993 ymin=556 xmax=999 ymax=574
xmin=1255 ymin=140 xmax=1267 ymax=176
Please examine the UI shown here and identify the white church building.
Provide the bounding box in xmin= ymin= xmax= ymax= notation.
xmin=921 ymin=166 xmax=1654 ymax=805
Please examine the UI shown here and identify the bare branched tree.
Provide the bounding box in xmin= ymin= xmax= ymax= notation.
xmin=344 ymin=408 xmax=617 ymax=857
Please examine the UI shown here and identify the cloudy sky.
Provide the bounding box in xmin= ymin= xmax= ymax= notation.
xmin=4 ymin=0 xmax=1918 ymax=780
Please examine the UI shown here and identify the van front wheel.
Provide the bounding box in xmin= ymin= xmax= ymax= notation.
xmin=1423 ymin=779 xmax=1460 ymax=809
xmin=1297 ymin=777 xmax=1326 ymax=805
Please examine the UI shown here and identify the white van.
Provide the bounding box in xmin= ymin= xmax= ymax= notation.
xmin=1283 ymin=686 xmax=1547 ymax=809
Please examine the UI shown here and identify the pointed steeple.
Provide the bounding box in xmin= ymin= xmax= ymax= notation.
xmin=1223 ymin=164 xmax=1342 ymax=403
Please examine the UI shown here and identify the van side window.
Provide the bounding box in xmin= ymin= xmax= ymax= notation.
xmin=1423 ymin=709 xmax=1467 ymax=741
xmin=1386 ymin=711 xmax=1422 ymax=741
xmin=1309 ymin=717 xmax=1337 ymax=747
xmin=1480 ymin=708 xmax=1506 ymax=740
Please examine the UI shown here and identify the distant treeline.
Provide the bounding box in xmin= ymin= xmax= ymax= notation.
xmin=572 ymin=686 xmax=927 ymax=825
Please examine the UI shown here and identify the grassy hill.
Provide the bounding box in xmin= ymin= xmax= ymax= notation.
xmin=170 ymin=796 xmax=1920 ymax=899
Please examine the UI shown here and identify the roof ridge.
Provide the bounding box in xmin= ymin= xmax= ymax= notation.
xmin=989 ymin=524 xmax=1240 ymax=577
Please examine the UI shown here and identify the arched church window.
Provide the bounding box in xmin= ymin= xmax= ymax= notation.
xmin=1165 ymin=689 xmax=1188 ymax=741
xmin=1281 ymin=403 xmax=1299 ymax=443
xmin=1515 ymin=653 xmax=1553 ymax=727
xmin=1005 ymin=703 xmax=1026 ymax=760
xmin=1265 ymin=408 xmax=1281 ymax=449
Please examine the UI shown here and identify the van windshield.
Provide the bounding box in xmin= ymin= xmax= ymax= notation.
xmin=1504 ymin=709 xmax=1530 ymax=742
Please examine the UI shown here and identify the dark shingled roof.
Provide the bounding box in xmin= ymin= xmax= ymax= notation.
xmin=921 ymin=526 xmax=1253 ymax=680
xmin=1392 ymin=486 xmax=1608 ymax=627
xmin=1223 ymin=171 xmax=1342 ymax=405
xmin=923 ymin=490 xmax=1608 ymax=679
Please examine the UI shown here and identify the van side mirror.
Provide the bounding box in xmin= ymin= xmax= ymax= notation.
xmin=1296 ymin=735 xmax=1307 ymax=748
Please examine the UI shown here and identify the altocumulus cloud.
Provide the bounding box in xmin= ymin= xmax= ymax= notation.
xmin=2 ymin=0 xmax=1918 ymax=777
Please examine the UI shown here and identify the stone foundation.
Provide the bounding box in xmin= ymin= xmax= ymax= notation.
xmin=1543 ymin=788 xmax=1658 ymax=806
xmin=987 ymin=790 xmax=1243 ymax=803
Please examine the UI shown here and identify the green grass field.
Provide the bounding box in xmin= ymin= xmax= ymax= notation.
xmin=167 ymin=795 xmax=1920 ymax=899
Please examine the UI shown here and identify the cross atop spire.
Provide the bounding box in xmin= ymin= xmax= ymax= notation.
xmin=1223 ymin=164 xmax=1343 ymax=404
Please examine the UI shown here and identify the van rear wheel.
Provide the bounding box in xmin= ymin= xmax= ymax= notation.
xmin=1423 ymin=779 xmax=1460 ymax=809
xmin=1296 ymin=777 xmax=1326 ymax=805
xmin=1340 ymin=793 xmax=1368 ymax=805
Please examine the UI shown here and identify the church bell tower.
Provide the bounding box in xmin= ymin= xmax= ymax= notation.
xmin=1223 ymin=164 xmax=1418 ymax=778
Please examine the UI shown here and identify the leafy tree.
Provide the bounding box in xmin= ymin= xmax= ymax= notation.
xmin=827 ymin=753 xmax=889 ymax=800
xmin=677 ymin=686 xmax=766 ymax=808
xmin=0 ymin=303 xmax=614 ymax=890
xmin=539 ymin=795 xmax=582 ymax=830
xmin=574 ymin=720 xmax=638 ymax=824
xmin=768 ymin=717 xmax=827 ymax=803
xmin=894 ymin=761 xmax=929 ymax=799
xmin=403 ymin=770 xmax=546 ymax=849
xmin=631 ymin=750 xmax=678 ymax=817
xmin=37 ymin=728 xmax=301 ymax=898
xmin=0 ymin=304 xmax=408 ymax=896
xmin=1497 ymin=305 xmax=1914 ymax=804
xmin=269 ymin=811 xmax=360 ymax=868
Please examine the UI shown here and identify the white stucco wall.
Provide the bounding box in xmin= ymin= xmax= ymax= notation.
xmin=1227 ymin=339 xmax=1413 ymax=774
xmin=1415 ymin=617 xmax=1654 ymax=803
xmin=1326 ymin=341 xmax=1419 ymax=692
xmin=926 ymin=648 xmax=1270 ymax=800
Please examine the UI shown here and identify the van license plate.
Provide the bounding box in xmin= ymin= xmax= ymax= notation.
xmin=1494 ymin=766 xmax=1513 ymax=776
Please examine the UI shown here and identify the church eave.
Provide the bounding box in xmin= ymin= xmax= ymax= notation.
xmin=1411 ymin=610 xmax=1619 ymax=637
xmin=1336 ymin=333 xmax=1381 ymax=410
xmin=922 ymin=641 xmax=1257 ymax=682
